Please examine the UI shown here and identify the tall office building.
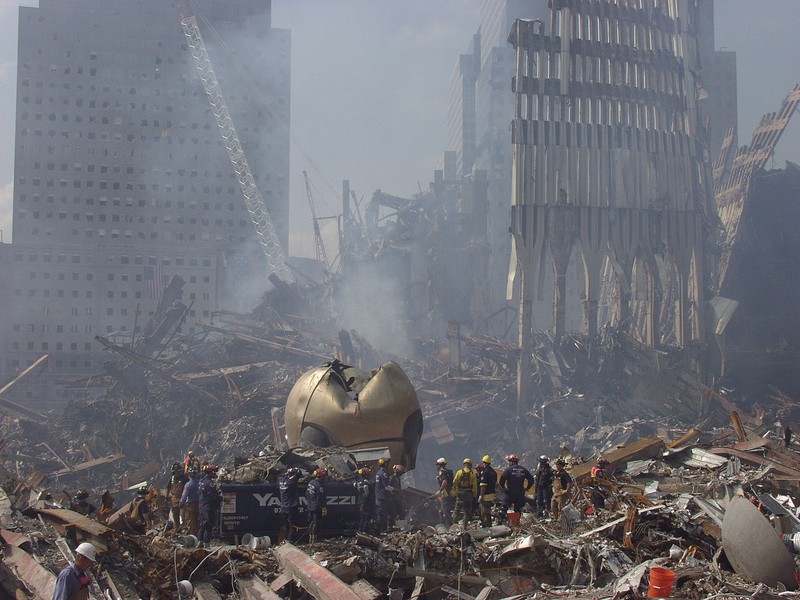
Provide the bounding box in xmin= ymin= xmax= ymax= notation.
xmin=447 ymin=0 xmax=736 ymax=338
xmin=0 ymin=0 xmax=291 ymax=410
xmin=696 ymin=0 xmax=737 ymax=165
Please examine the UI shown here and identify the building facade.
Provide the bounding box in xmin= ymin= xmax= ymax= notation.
xmin=1 ymin=0 xmax=291 ymax=411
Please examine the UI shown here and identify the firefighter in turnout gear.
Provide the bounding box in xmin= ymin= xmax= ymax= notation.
xmin=70 ymin=489 xmax=96 ymax=517
xmin=435 ymin=458 xmax=454 ymax=526
xmin=452 ymin=458 xmax=478 ymax=527
xmin=166 ymin=462 xmax=187 ymax=528
xmin=478 ymin=455 xmax=498 ymax=527
xmin=534 ymin=455 xmax=554 ymax=516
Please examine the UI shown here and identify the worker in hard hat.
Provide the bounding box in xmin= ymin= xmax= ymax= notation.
xmin=353 ymin=467 xmax=373 ymax=533
xmin=551 ymin=459 xmax=573 ymax=519
xmin=70 ymin=489 xmax=96 ymax=517
xmin=179 ymin=468 xmax=200 ymax=535
xmin=452 ymin=458 xmax=478 ymax=528
xmin=499 ymin=454 xmax=535 ymax=521
xmin=534 ymin=455 xmax=554 ymax=517
xmin=126 ymin=485 xmax=152 ymax=533
xmin=53 ymin=542 xmax=96 ymax=600
xmin=305 ymin=468 xmax=328 ymax=544
xmin=435 ymin=458 xmax=454 ymax=526
xmin=387 ymin=464 xmax=406 ymax=528
xmin=374 ymin=458 xmax=391 ymax=534
xmin=477 ymin=455 xmax=498 ymax=527
xmin=183 ymin=450 xmax=200 ymax=473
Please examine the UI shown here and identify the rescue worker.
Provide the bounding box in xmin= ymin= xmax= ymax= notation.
xmin=198 ymin=465 xmax=221 ymax=545
xmin=353 ymin=467 xmax=373 ymax=533
xmin=166 ymin=462 xmax=187 ymax=529
xmin=435 ymin=458 xmax=454 ymax=526
xmin=278 ymin=467 xmax=302 ymax=542
xmin=96 ymin=491 xmax=116 ymax=524
xmin=305 ymin=468 xmax=328 ymax=544
xmin=388 ymin=464 xmax=406 ymax=527
xmin=179 ymin=468 xmax=200 ymax=535
xmin=589 ymin=457 xmax=610 ymax=510
xmin=70 ymin=489 xmax=96 ymax=517
xmin=53 ymin=542 xmax=96 ymax=600
xmin=374 ymin=458 xmax=391 ymax=534
xmin=550 ymin=458 xmax=573 ymax=519
xmin=452 ymin=458 xmax=478 ymax=528
xmin=534 ymin=455 xmax=554 ymax=516
xmin=477 ymin=455 xmax=498 ymax=527
xmin=499 ymin=454 xmax=535 ymax=520
xmin=127 ymin=485 xmax=152 ymax=533
xmin=183 ymin=450 xmax=200 ymax=473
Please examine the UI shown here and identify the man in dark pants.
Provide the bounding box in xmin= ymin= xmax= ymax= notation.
xmin=305 ymin=468 xmax=328 ymax=544
xmin=278 ymin=467 xmax=301 ymax=542
xmin=499 ymin=454 xmax=535 ymax=522
xmin=374 ymin=458 xmax=391 ymax=534
xmin=354 ymin=467 xmax=373 ymax=532
xmin=534 ymin=456 xmax=554 ymax=517
xmin=198 ymin=465 xmax=221 ymax=545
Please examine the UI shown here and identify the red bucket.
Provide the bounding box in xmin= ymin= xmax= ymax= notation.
xmin=507 ymin=512 xmax=521 ymax=527
xmin=647 ymin=567 xmax=675 ymax=598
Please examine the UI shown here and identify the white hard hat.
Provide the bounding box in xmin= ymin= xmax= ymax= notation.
xmin=75 ymin=542 xmax=96 ymax=562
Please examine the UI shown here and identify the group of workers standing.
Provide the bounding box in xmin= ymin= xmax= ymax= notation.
xmin=277 ymin=457 xmax=407 ymax=543
xmin=436 ymin=454 xmax=610 ymax=528
xmin=166 ymin=450 xmax=222 ymax=546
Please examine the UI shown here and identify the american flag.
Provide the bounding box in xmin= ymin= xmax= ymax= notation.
xmin=144 ymin=264 xmax=165 ymax=301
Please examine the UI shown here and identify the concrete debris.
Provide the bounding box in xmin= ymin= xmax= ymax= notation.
xmin=0 ymin=420 xmax=796 ymax=598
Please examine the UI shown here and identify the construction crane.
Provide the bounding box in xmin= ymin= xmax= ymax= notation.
xmin=302 ymin=170 xmax=330 ymax=269
xmin=172 ymin=0 xmax=293 ymax=283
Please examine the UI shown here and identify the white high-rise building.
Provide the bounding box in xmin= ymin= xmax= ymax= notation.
xmin=0 ymin=0 xmax=291 ymax=410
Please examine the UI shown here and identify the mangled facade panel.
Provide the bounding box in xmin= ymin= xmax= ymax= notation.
xmin=508 ymin=1 xmax=716 ymax=356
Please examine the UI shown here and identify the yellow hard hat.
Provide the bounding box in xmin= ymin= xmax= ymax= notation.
xmin=482 ymin=455 xmax=491 ymax=464
xmin=463 ymin=458 xmax=472 ymax=465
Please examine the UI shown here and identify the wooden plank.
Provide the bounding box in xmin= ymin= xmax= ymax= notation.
xmin=51 ymin=453 xmax=125 ymax=476
xmin=405 ymin=567 xmax=488 ymax=588
xmin=240 ymin=575 xmax=282 ymax=600
xmin=273 ymin=543 xmax=363 ymax=600
xmin=349 ymin=579 xmax=381 ymax=600
xmin=410 ymin=576 xmax=426 ymax=600
xmin=269 ymin=573 xmax=293 ymax=593
xmin=570 ymin=437 xmax=664 ymax=481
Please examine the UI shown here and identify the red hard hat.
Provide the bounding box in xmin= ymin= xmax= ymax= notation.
xmin=315 ymin=468 xmax=327 ymax=477
xmin=506 ymin=454 xmax=519 ymax=463
xmin=393 ymin=464 xmax=405 ymax=474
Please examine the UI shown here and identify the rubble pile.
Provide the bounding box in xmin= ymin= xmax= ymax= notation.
xmin=2 ymin=423 xmax=800 ymax=598
xmin=1 ymin=276 xmax=799 ymax=597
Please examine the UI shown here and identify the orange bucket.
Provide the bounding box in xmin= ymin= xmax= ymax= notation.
xmin=507 ymin=512 xmax=521 ymax=527
xmin=647 ymin=567 xmax=675 ymax=598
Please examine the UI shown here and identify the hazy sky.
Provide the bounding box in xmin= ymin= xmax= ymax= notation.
xmin=0 ymin=0 xmax=797 ymax=253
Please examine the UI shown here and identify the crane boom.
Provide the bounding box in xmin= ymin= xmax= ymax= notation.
xmin=172 ymin=0 xmax=293 ymax=283
xmin=302 ymin=170 xmax=330 ymax=269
